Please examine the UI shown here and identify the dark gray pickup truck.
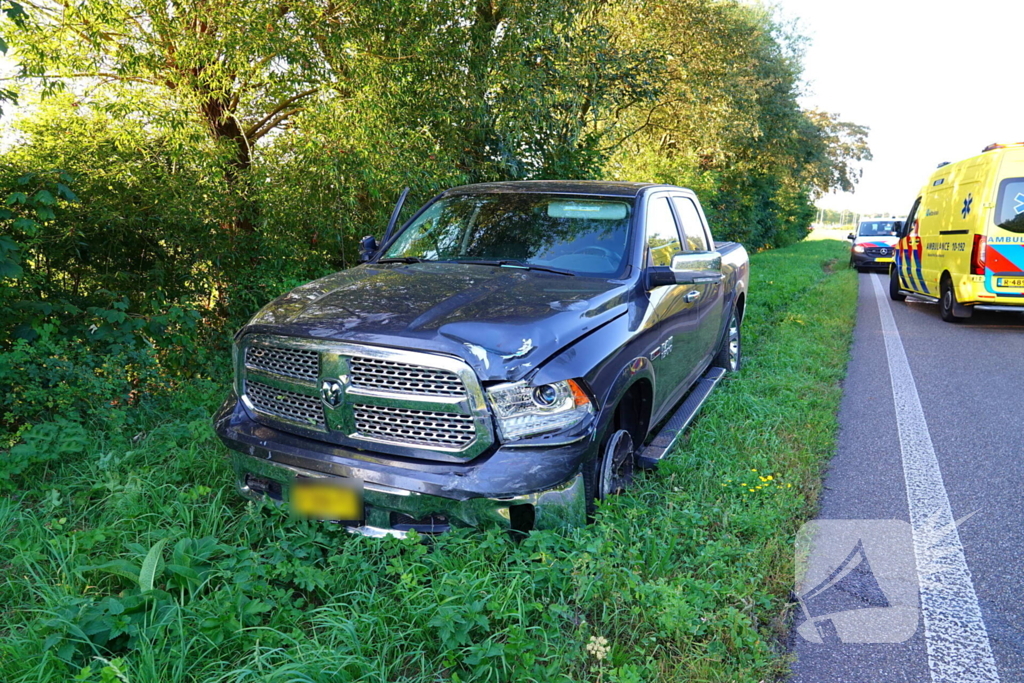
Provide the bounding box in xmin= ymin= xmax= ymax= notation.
xmin=214 ymin=181 xmax=749 ymax=536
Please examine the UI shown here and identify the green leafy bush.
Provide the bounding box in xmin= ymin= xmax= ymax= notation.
xmin=0 ymin=325 xmax=160 ymax=432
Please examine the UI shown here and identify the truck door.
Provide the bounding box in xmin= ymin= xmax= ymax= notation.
xmin=644 ymin=194 xmax=704 ymax=413
xmin=672 ymin=195 xmax=722 ymax=366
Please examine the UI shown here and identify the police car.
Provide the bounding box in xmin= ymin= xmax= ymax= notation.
xmin=848 ymin=218 xmax=900 ymax=272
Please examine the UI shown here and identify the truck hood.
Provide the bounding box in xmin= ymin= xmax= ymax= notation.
xmin=241 ymin=262 xmax=633 ymax=382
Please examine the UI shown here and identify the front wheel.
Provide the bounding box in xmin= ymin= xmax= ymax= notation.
xmin=711 ymin=308 xmax=742 ymax=372
xmin=583 ymin=429 xmax=634 ymax=518
xmin=889 ymin=266 xmax=906 ymax=302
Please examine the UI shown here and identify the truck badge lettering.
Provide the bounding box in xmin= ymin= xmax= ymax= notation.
xmin=651 ymin=338 xmax=673 ymax=360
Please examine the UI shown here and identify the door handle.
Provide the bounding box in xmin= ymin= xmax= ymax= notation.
xmin=685 ymin=290 xmax=700 ymax=303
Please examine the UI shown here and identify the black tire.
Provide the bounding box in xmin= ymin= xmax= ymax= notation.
xmin=888 ymin=265 xmax=906 ymax=302
xmin=583 ymin=428 xmax=634 ymax=518
xmin=711 ymin=307 xmax=742 ymax=372
xmin=939 ymin=276 xmax=960 ymax=323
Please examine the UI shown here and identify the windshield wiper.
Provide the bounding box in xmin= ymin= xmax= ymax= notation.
xmin=377 ymin=256 xmax=427 ymax=264
xmin=453 ymin=259 xmax=576 ymax=276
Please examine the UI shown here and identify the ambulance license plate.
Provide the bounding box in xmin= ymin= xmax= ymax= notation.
xmin=291 ymin=478 xmax=363 ymax=521
xmin=996 ymin=277 xmax=1024 ymax=288
xmin=875 ymin=257 xmax=894 ymax=263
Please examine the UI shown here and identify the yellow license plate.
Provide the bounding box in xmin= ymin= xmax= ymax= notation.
xmin=290 ymin=478 xmax=363 ymax=521
xmin=996 ymin=277 xmax=1024 ymax=288
xmin=875 ymin=257 xmax=894 ymax=262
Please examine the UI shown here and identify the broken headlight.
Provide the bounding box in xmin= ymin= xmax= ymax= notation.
xmin=487 ymin=379 xmax=594 ymax=441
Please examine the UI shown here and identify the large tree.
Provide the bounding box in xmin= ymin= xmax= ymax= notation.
xmin=13 ymin=0 xmax=342 ymax=234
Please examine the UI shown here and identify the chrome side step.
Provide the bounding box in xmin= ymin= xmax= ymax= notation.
xmin=637 ymin=366 xmax=727 ymax=470
xmin=904 ymin=293 xmax=938 ymax=303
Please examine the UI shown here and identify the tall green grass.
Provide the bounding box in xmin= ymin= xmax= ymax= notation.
xmin=0 ymin=240 xmax=857 ymax=683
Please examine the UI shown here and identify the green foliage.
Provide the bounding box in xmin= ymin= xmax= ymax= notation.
xmin=0 ymin=326 xmax=158 ymax=431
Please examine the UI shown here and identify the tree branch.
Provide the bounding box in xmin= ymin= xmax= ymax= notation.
xmin=247 ymin=106 xmax=304 ymax=142
xmin=243 ymin=87 xmax=317 ymax=140
xmin=16 ymin=72 xmax=161 ymax=86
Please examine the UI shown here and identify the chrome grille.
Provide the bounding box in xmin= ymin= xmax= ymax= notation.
xmin=865 ymin=247 xmax=892 ymax=256
xmin=245 ymin=345 xmax=319 ymax=383
xmin=350 ymin=356 xmax=466 ymax=397
xmin=353 ymin=404 xmax=475 ymax=449
xmin=238 ymin=335 xmax=493 ymax=460
xmin=247 ymin=380 xmax=325 ymax=428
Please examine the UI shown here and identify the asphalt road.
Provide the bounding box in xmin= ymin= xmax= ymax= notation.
xmin=788 ymin=271 xmax=1024 ymax=683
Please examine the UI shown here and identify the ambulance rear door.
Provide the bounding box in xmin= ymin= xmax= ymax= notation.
xmin=985 ymin=152 xmax=1024 ymax=299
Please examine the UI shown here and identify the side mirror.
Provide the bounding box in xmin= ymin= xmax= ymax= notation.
xmin=647 ymin=267 xmax=677 ymax=287
xmin=647 ymin=252 xmax=723 ymax=288
xmin=893 ymin=221 xmax=903 ymax=236
xmin=847 ymin=233 xmax=856 ymax=241
xmin=359 ymin=235 xmax=379 ymax=263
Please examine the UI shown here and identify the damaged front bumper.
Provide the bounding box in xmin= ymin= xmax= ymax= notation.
xmin=214 ymin=394 xmax=591 ymax=536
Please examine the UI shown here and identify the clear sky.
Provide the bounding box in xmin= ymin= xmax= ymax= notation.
xmin=774 ymin=0 xmax=1024 ymax=216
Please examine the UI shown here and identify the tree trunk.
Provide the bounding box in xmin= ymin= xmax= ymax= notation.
xmin=201 ymin=97 xmax=256 ymax=235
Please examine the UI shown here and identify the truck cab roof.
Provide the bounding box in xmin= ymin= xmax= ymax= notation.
xmin=442 ymin=180 xmax=677 ymax=198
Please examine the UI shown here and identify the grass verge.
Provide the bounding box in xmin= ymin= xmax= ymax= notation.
xmin=0 ymin=239 xmax=858 ymax=683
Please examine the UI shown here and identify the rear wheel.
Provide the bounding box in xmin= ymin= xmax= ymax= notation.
xmin=711 ymin=308 xmax=742 ymax=372
xmin=583 ymin=428 xmax=634 ymax=518
xmin=939 ymin=276 xmax=960 ymax=323
xmin=889 ymin=265 xmax=906 ymax=301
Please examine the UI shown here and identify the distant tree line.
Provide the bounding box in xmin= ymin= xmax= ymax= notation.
xmin=0 ymin=0 xmax=870 ymax=395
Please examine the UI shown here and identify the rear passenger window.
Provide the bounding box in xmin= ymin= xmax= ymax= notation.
xmin=672 ymin=197 xmax=709 ymax=252
xmin=995 ymin=178 xmax=1024 ymax=233
xmin=646 ymin=197 xmax=682 ymax=266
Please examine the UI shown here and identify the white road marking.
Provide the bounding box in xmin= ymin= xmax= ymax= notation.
xmin=870 ymin=274 xmax=1000 ymax=682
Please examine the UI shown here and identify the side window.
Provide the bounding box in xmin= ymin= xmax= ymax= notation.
xmin=672 ymin=197 xmax=709 ymax=252
xmin=902 ymin=198 xmax=921 ymax=237
xmin=646 ymin=197 xmax=682 ymax=266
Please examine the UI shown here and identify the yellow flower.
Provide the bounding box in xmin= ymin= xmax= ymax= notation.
xmin=766 ymin=475 xmax=774 ymax=481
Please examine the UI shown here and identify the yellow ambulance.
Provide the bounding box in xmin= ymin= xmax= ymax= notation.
xmin=889 ymin=142 xmax=1024 ymax=322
